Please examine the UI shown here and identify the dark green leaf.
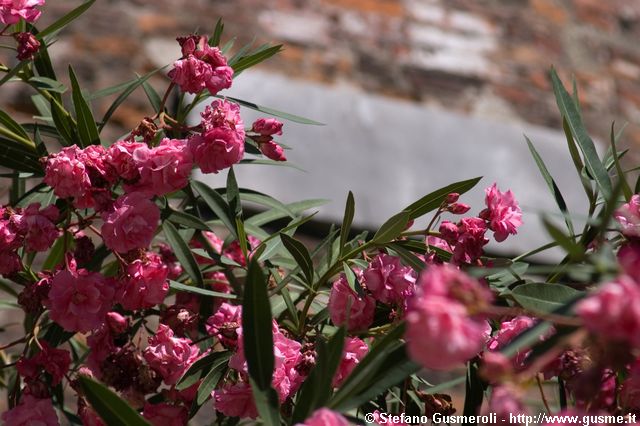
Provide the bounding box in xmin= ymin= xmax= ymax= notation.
xmin=167 ymin=210 xmax=211 ymax=231
xmin=29 ymin=76 xmax=67 ymax=93
xmin=226 ymin=167 xmax=241 ymax=217
xmin=232 ymin=45 xmax=282 ymax=74
xmin=79 ymin=376 xmax=150 ymax=426
xmin=462 ymin=361 xmax=485 ymax=425
xmin=163 ymin=222 xmax=203 ymax=287
xmin=280 ymin=234 xmax=314 ymax=284
xmin=339 ymin=191 xmax=355 ymax=254
xmin=249 ymin=378 xmax=281 ymax=425
xmin=69 ymin=66 xmax=99 ymax=147
xmin=177 ymin=351 xmax=230 ymax=390
xmin=403 ymin=177 xmax=482 ymax=220
xmin=195 ymin=353 xmax=232 ymax=405
xmin=541 ymin=216 xmax=583 ymax=260
xmin=372 ymin=210 xmax=410 ymax=243
xmin=223 ymin=95 xmax=324 ymax=125
xmin=210 ymin=18 xmax=224 ymax=47
xmin=169 ymin=280 xmax=236 ymax=298
xmin=42 ymin=232 xmax=71 ymax=270
xmin=610 ymin=122 xmax=633 ymax=201
xmin=525 ymin=136 xmax=575 ymax=237
xmin=242 ymin=259 xmax=274 ymax=390
xmin=142 ymin=79 xmax=162 ymax=114
xmin=550 ymin=68 xmax=611 ymax=199
xmin=388 ymin=243 xmax=426 ymax=273
xmin=0 ymin=110 xmax=32 ymax=143
xmin=512 ymin=282 xmax=581 ymax=314
xmin=37 ymin=0 xmax=97 ymax=40
xmin=192 ymin=180 xmax=237 ymax=239
xmin=99 ymin=69 xmax=163 ymax=132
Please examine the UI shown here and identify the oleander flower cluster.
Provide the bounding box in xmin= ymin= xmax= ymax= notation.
xmin=1 ymin=2 xmax=640 ymax=425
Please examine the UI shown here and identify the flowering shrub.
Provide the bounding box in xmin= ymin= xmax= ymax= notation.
xmin=0 ymin=2 xmax=639 ymax=426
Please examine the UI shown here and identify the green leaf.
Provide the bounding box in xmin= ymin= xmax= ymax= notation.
xmin=292 ymin=328 xmax=346 ymax=422
xmin=79 ymin=376 xmax=150 ymax=426
xmin=610 ymin=122 xmax=633 ymax=201
xmin=141 ymin=79 xmax=162 ymax=113
xmin=0 ymin=138 xmax=42 ymax=173
xmin=226 ymin=167 xmax=241 ymax=217
xmin=372 ymin=210 xmax=410 ymax=243
xmin=167 ymin=210 xmax=211 ymax=231
xmin=462 ymin=361 xmax=485 ymax=424
xmin=69 ymin=66 xmax=100 ymax=147
xmin=240 ymin=190 xmax=294 ymax=218
xmin=29 ymin=76 xmax=67 ymax=93
xmin=210 ymin=18 xmax=224 ymax=47
xmin=550 ymin=68 xmax=611 ymax=199
xmin=170 ymin=281 xmax=236 ymax=299
xmin=403 ymin=177 xmax=482 ymax=220
xmin=37 ymin=0 xmax=97 ymax=40
xmin=342 ymin=262 xmax=364 ymax=297
xmin=162 ymin=222 xmax=203 ymax=287
xmin=99 ymin=68 xmax=163 ymax=132
xmin=281 ymin=234 xmax=314 ymax=284
xmin=525 ymin=136 xmax=575 ymax=237
xmin=223 ymin=95 xmax=324 ymax=125
xmin=512 ymin=282 xmax=581 ymax=314
xmin=339 ymin=191 xmax=355 ymax=254
xmin=249 ymin=378 xmax=281 ymax=425
xmin=242 ymin=259 xmax=274 ymax=390
xmin=195 ymin=352 xmax=232 ymax=405
xmin=192 ymin=181 xmax=237 ymax=239
xmin=177 ymin=351 xmax=230 ymax=390
xmin=232 ymin=45 xmax=283 ymax=74
xmin=0 ymin=110 xmax=33 ymax=147
xmin=247 ymin=198 xmax=327 ymax=227
xmin=387 ymin=243 xmax=426 ymax=273
xmin=42 ymin=232 xmax=71 ymax=270
xmin=541 ymin=216 xmax=583 ymax=260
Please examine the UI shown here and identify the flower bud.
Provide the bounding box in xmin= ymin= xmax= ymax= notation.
xmin=448 ymin=203 xmax=471 ymax=214
xmin=445 ymin=193 xmax=460 ymax=204
xmin=15 ymin=32 xmax=40 ymax=61
xmin=259 ymin=140 xmax=286 ymax=162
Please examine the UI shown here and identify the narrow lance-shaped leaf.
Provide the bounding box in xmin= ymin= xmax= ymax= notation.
xmin=281 ymin=233 xmax=314 ymax=284
xmin=550 ymin=68 xmax=612 ymax=199
xmin=79 ymin=376 xmax=150 ymax=426
xmin=610 ymin=122 xmax=633 ymax=201
xmin=69 ymin=66 xmax=100 ymax=147
xmin=525 ymin=136 xmax=575 ymax=237
xmin=223 ymin=95 xmax=324 ymax=125
xmin=162 ymin=222 xmax=203 ymax=287
xmin=403 ymin=177 xmax=482 ymax=220
xmin=191 ymin=180 xmax=237 ymax=239
xmin=372 ymin=210 xmax=410 ymax=243
xmin=37 ymin=0 xmax=97 ymax=40
xmin=339 ymin=191 xmax=355 ymax=254
xmin=210 ymin=18 xmax=224 ymax=47
xmin=242 ymin=259 xmax=275 ymax=390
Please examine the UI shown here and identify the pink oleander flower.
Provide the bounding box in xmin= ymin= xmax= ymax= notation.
xmin=332 ymin=337 xmax=368 ymax=387
xmin=416 ymin=264 xmax=493 ymax=308
xmin=169 ymin=36 xmax=233 ymax=95
xmin=615 ymin=194 xmax=640 ymax=238
xmin=479 ymin=351 xmax=513 ymax=382
xmin=78 ymin=403 xmax=105 ymax=426
xmin=142 ymin=403 xmax=188 ymax=426
xmin=252 ymin=118 xmax=283 ymax=136
xmin=143 ymin=324 xmax=200 ymax=385
xmin=46 ymin=268 xmax=115 ymax=333
xmin=189 ymin=100 xmax=245 ymax=174
xmin=43 ymin=145 xmax=92 ymax=200
xmin=105 ymin=140 xmax=146 ymax=181
xmin=295 ymin=408 xmax=350 ymax=426
xmin=212 ymin=382 xmax=258 ymax=419
xmin=117 ymin=252 xmax=169 ymax=311
xmin=406 ymin=295 xmax=489 ymax=370
xmin=86 ymin=325 xmax=115 ymax=378
xmin=259 ymin=140 xmax=286 ymax=161
xmin=439 ymin=218 xmax=489 ymax=265
xmin=0 ymin=252 xmax=21 ymax=275
xmin=222 ymin=235 xmax=261 ymax=267
xmin=618 ymin=243 xmax=640 ymax=282
xmin=20 ymin=202 xmax=59 ymax=252
xmin=487 ymin=316 xmax=537 ymax=369
xmin=127 ymin=138 xmax=193 ymax=196
xmin=1 ymin=395 xmax=59 ymax=426
xmin=487 ymin=385 xmax=528 ymax=424
xmin=15 ymin=31 xmax=40 ymax=60
xmin=479 ymin=183 xmax=523 ymax=242
xmin=328 ymin=273 xmax=376 ymax=332
xmin=206 ymin=302 xmax=242 ymax=348
xmin=106 ymin=311 xmax=128 ymax=335
xmin=0 ymin=0 xmax=45 ymax=25
xmin=16 ymin=342 xmax=70 ymax=386
xmin=364 ymin=253 xmax=417 ymax=304
xmin=577 ymin=275 xmax=640 ymax=348
xmin=229 ymin=323 xmax=304 ymax=402
xmin=101 ymin=193 xmax=160 ymax=253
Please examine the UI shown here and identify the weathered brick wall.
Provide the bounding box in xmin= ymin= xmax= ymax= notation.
xmin=3 ymin=0 xmax=640 ymax=149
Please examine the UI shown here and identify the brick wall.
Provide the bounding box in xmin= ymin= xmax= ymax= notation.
xmin=3 ymin=0 xmax=640 ymax=152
